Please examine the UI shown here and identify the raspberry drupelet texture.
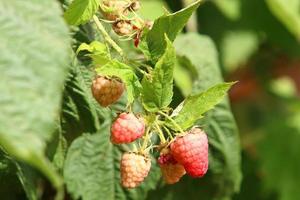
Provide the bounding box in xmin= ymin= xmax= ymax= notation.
xmin=158 ymin=150 xmax=186 ymax=184
xmin=111 ymin=113 xmax=145 ymax=144
xmin=170 ymin=128 xmax=209 ymax=178
xmin=91 ymin=76 xmax=125 ymax=107
xmin=120 ymin=152 xmax=151 ymax=188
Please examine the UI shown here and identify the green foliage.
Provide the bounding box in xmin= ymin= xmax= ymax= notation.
xmin=172 ymin=33 xmax=241 ymax=199
xmin=77 ymin=41 xmax=111 ymax=65
xmin=173 ymin=56 xmax=196 ymax=97
xmin=221 ymin=31 xmax=259 ymax=72
xmin=62 ymin=63 xmax=100 ymax=135
xmin=259 ymin=119 xmax=300 ymax=200
xmin=64 ymin=0 xmax=100 ymax=25
xmin=16 ymin=163 xmax=39 ymax=200
xmin=146 ymin=0 xmax=202 ymax=62
xmin=199 ymin=0 xmax=300 ymax=72
xmin=170 ymin=82 xmax=235 ymax=131
xmin=0 ymin=0 xmax=70 ymax=190
xmin=0 ymin=1 xmax=242 ymax=199
xmin=95 ymin=60 xmax=142 ymax=104
xmin=142 ymin=36 xmax=176 ymax=112
xmin=266 ymin=0 xmax=300 ymax=39
xmin=0 ymin=153 xmax=27 ymax=199
xmin=139 ymin=0 xmax=166 ymax=20
xmin=64 ymin=126 xmax=161 ymax=200
xmin=214 ymin=0 xmax=241 ymax=20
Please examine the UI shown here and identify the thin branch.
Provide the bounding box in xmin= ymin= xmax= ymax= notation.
xmin=92 ymin=15 xmax=124 ymax=57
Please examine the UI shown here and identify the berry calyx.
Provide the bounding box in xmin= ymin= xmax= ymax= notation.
xmin=91 ymin=76 xmax=125 ymax=107
xmin=120 ymin=152 xmax=151 ymax=188
xmin=170 ymin=128 xmax=209 ymax=178
xmin=111 ymin=113 xmax=145 ymax=144
xmin=158 ymin=149 xmax=186 ymax=184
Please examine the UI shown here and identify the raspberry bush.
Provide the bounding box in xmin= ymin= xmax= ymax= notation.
xmin=0 ymin=0 xmax=242 ymax=200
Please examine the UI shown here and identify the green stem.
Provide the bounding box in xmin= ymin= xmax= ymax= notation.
xmin=158 ymin=111 xmax=185 ymax=134
xmin=163 ymin=125 xmax=174 ymax=140
xmin=154 ymin=122 xmax=166 ymax=143
xmin=93 ymin=15 xmax=124 ymax=58
xmin=130 ymin=63 xmax=149 ymax=76
xmin=141 ymin=126 xmax=151 ymax=151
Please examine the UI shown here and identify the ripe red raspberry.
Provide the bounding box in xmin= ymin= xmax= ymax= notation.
xmin=111 ymin=113 xmax=145 ymax=144
xmin=120 ymin=152 xmax=151 ymax=188
xmin=91 ymin=76 xmax=125 ymax=107
xmin=170 ymin=128 xmax=208 ymax=178
xmin=158 ymin=149 xmax=186 ymax=184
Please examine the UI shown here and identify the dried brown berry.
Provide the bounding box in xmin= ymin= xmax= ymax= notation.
xmin=91 ymin=76 xmax=125 ymax=107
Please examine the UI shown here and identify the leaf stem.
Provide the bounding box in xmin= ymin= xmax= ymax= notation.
xmin=154 ymin=122 xmax=166 ymax=143
xmin=130 ymin=63 xmax=149 ymax=76
xmin=92 ymin=15 xmax=124 ymax=58
xmin=141 ymin=126 xmax=151 ymax=152
xmin=162 ymin=125 xmax=174 ymax=140
xmin=158 ymin=111 xmax=185 ymax=134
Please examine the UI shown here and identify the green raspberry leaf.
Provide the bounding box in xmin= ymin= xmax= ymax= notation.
xmin=0 ymin=0 xmax=70 ymax=191
xmin=146 ymin=0 xmax=202 ymax=62
xmin=64 ymin=0 xmax=100 ymax=25
xmin=62 ymin=61 xmax=100 ymax=135
xmin=142 ymin=36 xmax=176 ymax=112
xmin=77 ymin=41 xmax=111 ymax=66
xmin=95 ymin=60 xmax=142 ymax=104
xmin=147 ymin=33 xmax=241 ymax=200
xmin=174 ymin=55 xmax=198 ymax=97
xmin=169 ymin=82 xmax=235 ymax=130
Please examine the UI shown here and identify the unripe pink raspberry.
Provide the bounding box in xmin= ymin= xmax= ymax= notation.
xmin=91 ymin=76 xmax=125 ymax=107
xmin=111 ymin=113 xmax=145 ymax=144
xmin=170 ymin=128 xmax=209 ymax=178
xmin=120 ymin=152 xmax=151 ymax=188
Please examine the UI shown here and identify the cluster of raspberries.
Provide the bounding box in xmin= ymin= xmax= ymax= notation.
xmin=92 ymin=75 xmax=209 ymax=188
xmin=100 ymin=0 xmax=153 ymax=47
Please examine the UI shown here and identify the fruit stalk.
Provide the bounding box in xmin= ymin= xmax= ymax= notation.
xmin=93 ymin=15 xmax=124 ymax=57
xmin=158 ymin=111 xmax=185 ymax=134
